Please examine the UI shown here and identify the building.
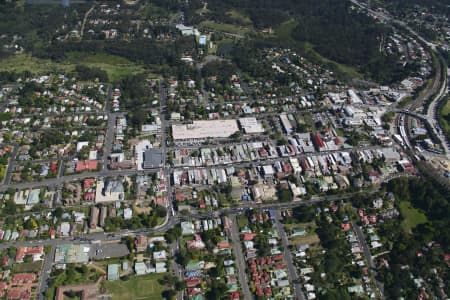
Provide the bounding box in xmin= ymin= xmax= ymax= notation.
xmin=108 ymin=264 xmax=120 ymax=281
xmin=175 ymin=24 xmax=200 ymax=36
xmin=99 ymin=206 xmax=107 ymax=227
xmin=135 ymin=236 xmax=149 ymax=252
xmin=15 ymin=246 xmax=44 ymax=262
xmin=238 ymin=118 xmax=265 ymax=134
xmin=54 ymin=244 xmax=90 ymax=264
xmin=90 ymin=207 xmax=99 ymax=229
xmin=172 ymin=120 xmax=239 ymax=142
xmin=143 ymin=148 xmax=163 ymax=169
xmin=199 ymin=35 xmax=207 ymax=46
xmin=279 ymin=114 xmax=293 ymax=135
xmin=26 ymin=189 xmax=40 ymax=206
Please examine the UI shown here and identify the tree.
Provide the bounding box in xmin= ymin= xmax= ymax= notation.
xmin=53 ymin=207 xmax=64 ymax=218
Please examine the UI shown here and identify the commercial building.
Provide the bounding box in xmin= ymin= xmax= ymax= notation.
xmin=143 ymin=148 xmax=163 ymax=169
xmin=238 ymin=118 xmax=265 ymax=134
xmin=55 ymin=244 xmax=90 ymax=264
xmin=172 ymin=120 xmax=239 ymax=143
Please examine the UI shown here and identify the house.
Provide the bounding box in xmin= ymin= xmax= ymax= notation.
xmin=12 ymin=273 xmax=36 ymax=284
xmin=15 ymin=246 xmax=44 ymax=263
xmin=153 ymin=250 xmax=167 ymax=261
xmin=75 ymin=160 xmax=98 ymax=172
xmin=135 ymin=236 xmax=149 ymax=252
xmin=108 ymin=264 xmax=120 ymax=281
xmin=181 ymin=222 xmax=195 ymax=235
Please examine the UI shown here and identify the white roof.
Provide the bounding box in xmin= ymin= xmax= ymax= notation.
xmin=172 ymin=120 xmax=238 ymax=140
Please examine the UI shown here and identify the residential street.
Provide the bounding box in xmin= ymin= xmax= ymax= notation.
xmin=230 ymin=214 xmax=253 ymax=300
xmin=274 ymin=211 xmax=305 ymax=300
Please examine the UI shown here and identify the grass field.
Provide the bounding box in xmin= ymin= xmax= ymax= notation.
xmin=103 ymin=274 xmax=166 ymax=300
xmin=12 ymin=261 xmax=43 ymax=273
xmin=0 ymin=52 xmax=146 ymax=82
xmin=199 ymin=21 xmax=254 ymax=35
xmin=399 ymin=201 xmax=427 ymax=233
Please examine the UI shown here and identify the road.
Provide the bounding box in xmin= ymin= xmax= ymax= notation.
xmin=80 ymin=3 xmax=95 ymax=40
xmin=229 ymin=214 xmax=253 ymax=300
xmin=37 ymin=246 xmax=55 ymax=300
xmin=274 ymin=211 xmax=305 ymax=300
xmin=3 ymin=143 xmax=19 ymax=185
xmin=352 ymin=222 xmax=384 ymax=299
xmin=351 ymin=0 xmax=450 ymax=156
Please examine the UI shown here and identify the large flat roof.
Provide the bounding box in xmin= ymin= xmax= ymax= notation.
xmin=172 ymin=120 xmax=239 ymax=140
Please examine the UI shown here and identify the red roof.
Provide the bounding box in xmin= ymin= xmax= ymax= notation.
xmin=15 ymin=246 xmax=43 ymax=262
xmin=313 ymin=134 xmax=325 ymax=148
xmin=12 ymin=273 xmax=36 ymax=283
xmin=272 ymin=254 xmax=283 ymax=261
xmin=83 ymin=178 xmax=96 ymax=189
xmin=6 ymin=288 xmax=31 ymax=300
xmin=341 ymin=223 xmax=351 ymax=231
xmin=218 ymin=241 xmax=230 ymax=249
xmin=75 ymin=160 xmax=98 ymax=172
xmin=50 ymin=162 xmax=58 ymax=172
xmin=186 ymin=279 xmax=201 ymax=288
xmin=243 ymin=233 xmax=257 ymax=241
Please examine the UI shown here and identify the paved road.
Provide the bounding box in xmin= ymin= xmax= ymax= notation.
xmin=3 ymin=143 xmax=19 ymax=185
xmin=37 ymin=245 xmax=56 ymax=300
xmin=274 ymin=211 xmax=305 ymax=300
xmin=229 ymin=214 xmax=253 ymax=300
xmin=352 ymin=222 xmax=384 ymax=299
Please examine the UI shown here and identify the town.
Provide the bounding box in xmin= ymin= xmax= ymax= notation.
xmin=0 ymin=0 xmax=449 ymax=300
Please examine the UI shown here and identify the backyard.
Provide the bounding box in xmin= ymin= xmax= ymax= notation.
xmin=103 ymin=273 xmax=166 ymax=300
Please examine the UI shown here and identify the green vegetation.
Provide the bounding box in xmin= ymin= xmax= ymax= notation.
xmin=199 ymin=21 xmax=253 ymax=35
xmin=275 ymin=19 xmax=361 ymax=80
xmin=0 ymin=52 xmax=146 ymax=82
xmin=45 ymin=264 xmax=104 ymax=300
xmin=103 ymin=273 xmax=166 ymax=300
xmin=236 ymin=214 xmax=248 ymax=228
xmin=381 ymin=177 xmax=450 ymax=299
xmin=12 ymin=261 xmax=43 ymax=273
xmin=399 ymin=201 xmax=427 ymax=233
xmin=438 ymin=95 xmax=450 ymax=140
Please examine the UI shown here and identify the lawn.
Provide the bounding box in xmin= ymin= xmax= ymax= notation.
xmin=236 ymin=214 xmax=248 ymax=228
xmin=12 ymin=261 xmax=43 ymax=273
xmin=103 ymin=274 xmax=166 ymax=300
xmin=399 ymin=201 xmax=427 ymax=233
xmin=0 ymin=52 xmax=147 ymax=82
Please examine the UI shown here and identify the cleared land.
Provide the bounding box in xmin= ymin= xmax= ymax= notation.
xmin=0 ymin=52 xmax=146 ymax=82
xmin=12 ymin=261 xmax=43 ymax=273
xmin=399 ymin=201 xmax=427 ymax=233
xmin=103 ymin=274 xmax=166 ymax=300
xmin=199 ymin=21 xmax=253 ymax=35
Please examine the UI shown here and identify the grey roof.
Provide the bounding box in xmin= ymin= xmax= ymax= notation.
xmin=143 ymin=148 xmax=163 ymax=169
